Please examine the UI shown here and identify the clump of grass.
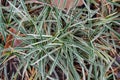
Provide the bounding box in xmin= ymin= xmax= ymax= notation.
xmin=0 ymin=0 xmax=120 ymax=80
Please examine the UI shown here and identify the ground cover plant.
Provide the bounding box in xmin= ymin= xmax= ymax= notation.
xmin=0 ymin=0 xmax=120 ymax=80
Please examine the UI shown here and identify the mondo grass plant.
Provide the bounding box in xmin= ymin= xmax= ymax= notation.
xmin=0 ymin=0 xmax=120 ymax=80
